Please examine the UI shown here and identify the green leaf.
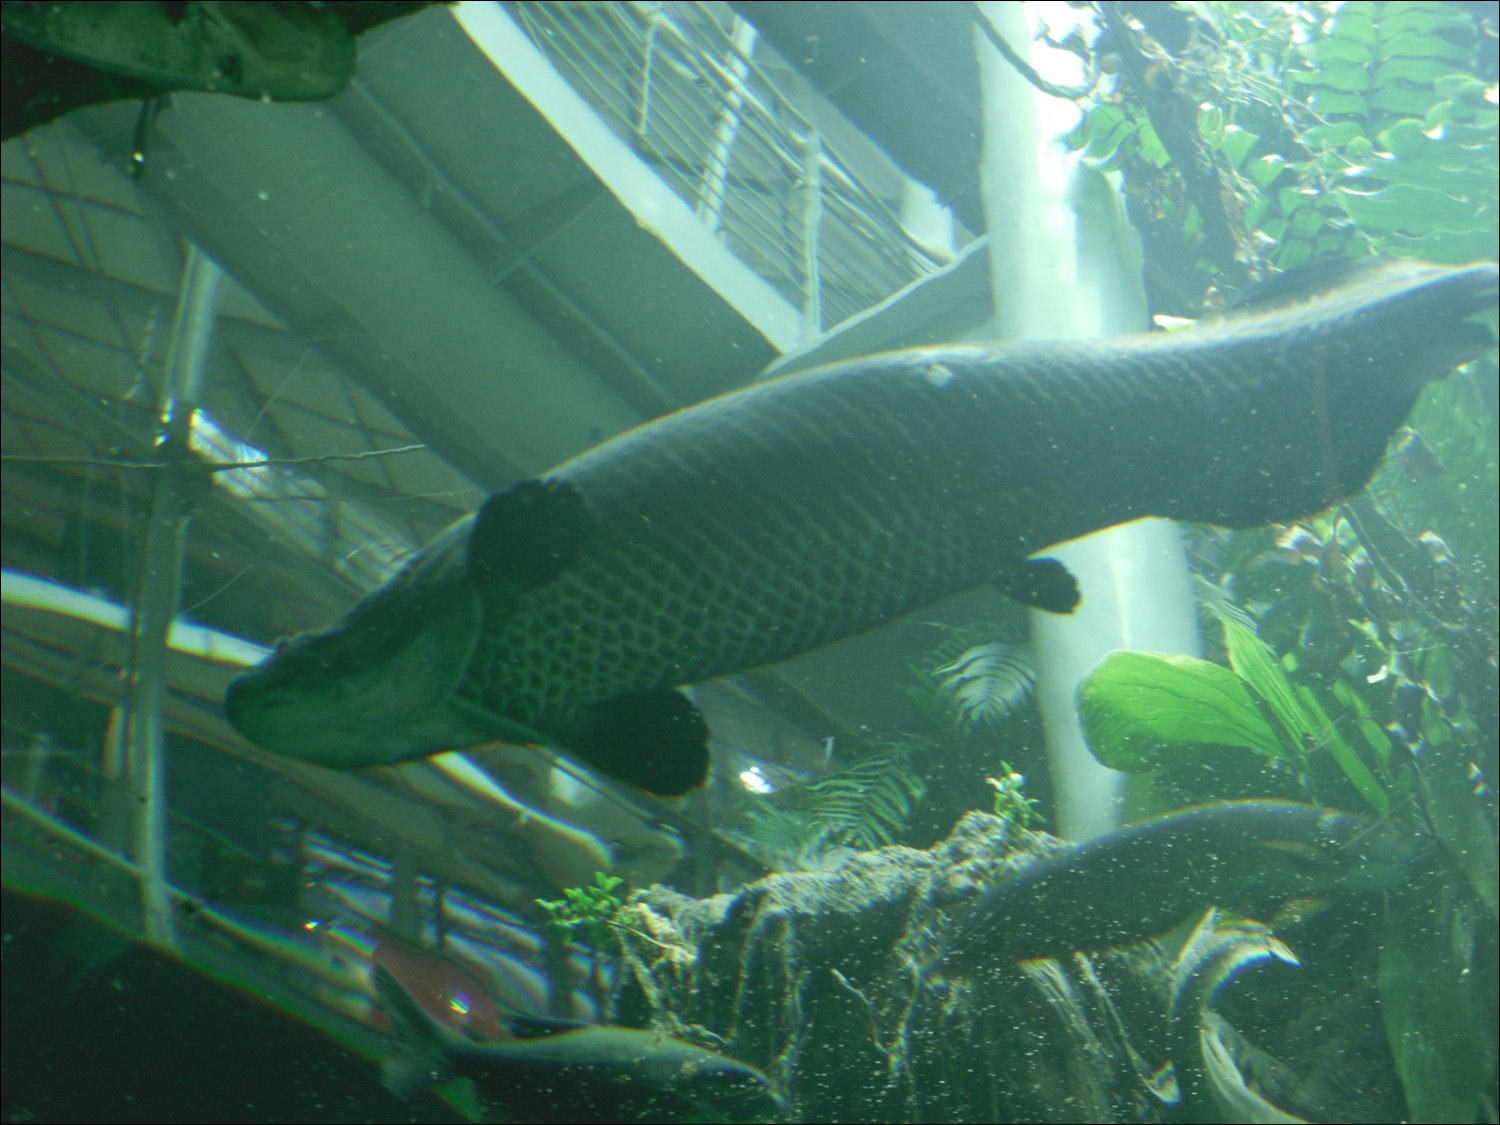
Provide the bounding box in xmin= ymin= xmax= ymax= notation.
xmin=1290 ymin=207 xmax=1326 ymax=238
xmin=1077 ymin=651 xmax=1286 ymax=773
xmin=1219 ymin=125 xmax=1257 ymax=170
xmin=1377 ymin=2 xmax=1476 ymax=37
xmin=1417 ymin=711 xmax=1500 ymax=918
xmin=1292 ymin=683 xmax=1389 ymax=816
xmin=1199 ymin=103 xmax=1225 ymax=148
xmin=1276 ymin=238 xmax=1313 ymax=269
xmin=1371 ymin=86 xmax=1447 ymax=116
xmin=1380 ymin=881 xmax=1495 ymax=1123
xmin=1329 ymin=9 xmax=1377 ymax=43
xmin=1376 ymin=33 xmax=1470 ymax=65
xmin=1299 ymin=61 xmax=1374 ymax=92
xmin=1137 ymin=119 xmax=1172 ymax=168
xmin=1433 ymin=74 xmax=1490 ymax=103
xmin=1279 ymin=184 xmax=1319 ymax=214
xmin=1246 ymin=153 xmax=1288 ymax=189
xmin=1335 ymin=183 xmax=1489 ymax=235
xmin=1308 ymin=89 xmax=1370 ymax=117
xmin=1218 ymin=613 xmax=1314 ymax=774
xmin=1300 ymin=120 xmax=1368 ymax=148
xmin=1300 ymin=37 xmax=1375 ymax=66
xmin=930 ymin=641 xmax=1035 ymax=732
xmin=1374 ymin=55 xmax=1465 ymax=87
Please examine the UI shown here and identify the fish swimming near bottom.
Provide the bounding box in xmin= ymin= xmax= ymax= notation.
xmin=372 ymin=966 xmax=782 ymax=1124
xmin=225 ymin=258 xmax=1498 ymax=795
xmin=936 ymin=800 xmax=1428 ymax=974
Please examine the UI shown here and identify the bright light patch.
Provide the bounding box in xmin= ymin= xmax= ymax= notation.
xmin=739 ymin=766 xmax=774 ymax=794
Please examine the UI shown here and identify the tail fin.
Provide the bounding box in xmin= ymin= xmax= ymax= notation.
xmin=372 ymin=965 xmax=450 ymax=1099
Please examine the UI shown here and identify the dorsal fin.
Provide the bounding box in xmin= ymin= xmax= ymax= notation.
xmin=1214 ymin=256 xmax=1417 ymax=317
xmin=468 ymin=479 xmax=592 ymax=594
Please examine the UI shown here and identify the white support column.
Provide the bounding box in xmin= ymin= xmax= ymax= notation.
xmin=124 ymin=243 xmax=222 ymax=946
xmin=974 ymin=4 xmax=1201 ymax=841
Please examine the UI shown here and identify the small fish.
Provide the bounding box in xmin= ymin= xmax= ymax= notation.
xmin=226 ymin=259 xmax=1497 ymax=796
xmin=936 ymin=800 xmax=1426 ymax=974
xmin=372 ymin=966 xmax=783 ymax=1124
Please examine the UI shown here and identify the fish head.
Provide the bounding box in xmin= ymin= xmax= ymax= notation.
xmin=225 ymin=518 xmax=504 ymax=766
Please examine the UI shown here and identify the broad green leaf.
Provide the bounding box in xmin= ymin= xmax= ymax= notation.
xmin=1371 ymin=86 xmax=1447 ymax=116
xmin=1219 ymin=125 xmax=1257 ymax=170
xmin=1277 ymin=239 xmax=1314 ymax=269
xmin=1329 ymin=9 xmax=1377 ymax=43
xmin=1418 ymin=711 xmax=1500 ymax=918
xmin=1304 ymin=66 xmax=1375 ymax=94
xmin=1378 ymin=2 xmax=1476 ymax=37
xmin=1279 ymin=184 xmax=1320 ymax=214
xmin=1344 ymin=160 xmax=1496 ymax=199
xmin=1336 ymin=184 xmax=1488 ymax=235
xmin=1329 ymin=679 xmax=1394 ymax=777
xmin=1377 ymin=116 xmax=1448 ymax=157
xmin=1290 ymin=207 xmax=1326 ymax=238
xmin=1375 ymin=56 xmax=1466 ymax=86
xmin=1219 ymin=614 xmax=1314 ymax=774
xmin=1246 ymin=153 xmax=1287 ymax=189
xmin=1300 ymin=37 xmax=1375 ymax=66
xmin=1380 ymin=881 xmax=1494 ymax=1123
xmin=1292 ymin=684 xmax=1389 ymax=816
xmin=1374 ymin=227 xmax=1500 ymax=264
xmin=1300 ymin=120 xmax=1368 ymax=148
xmin=1137 ymin=119 xmax=1172 ymax=168
xmin=1309 ymin=89 xmax=1369 ymax=116
xmin=1377 ymin=32 xmax=1471 ymax=64
xmin=1199 ymin=103 xmax=1225 ymax=148
xmin=1077 ymin=651 xmax=1286 ymax=773
xmin=1433 ymin=74 xmax=1491 ymax=103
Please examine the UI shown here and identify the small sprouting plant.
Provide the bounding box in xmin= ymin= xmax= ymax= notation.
xmin=986 ymin=763 xmax=1041 ymax=829
xmin=536 ymin=872 xmax=625 ymax=950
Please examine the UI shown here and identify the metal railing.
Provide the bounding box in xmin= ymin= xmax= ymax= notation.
xmin=510 ymin=0 xmax=939 ymax=337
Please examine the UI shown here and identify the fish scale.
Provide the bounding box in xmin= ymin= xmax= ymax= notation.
xmin=225 ymin=258 xmax=1498 ymax=795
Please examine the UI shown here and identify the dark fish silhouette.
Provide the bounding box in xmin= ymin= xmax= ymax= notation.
xmin=226 ymin=258 xmax=1497 ymax=795
xmin=372 ymin=966 xmax=782 ymax=1124
xmin=937 ymin=800 xmax=1428 ymax=973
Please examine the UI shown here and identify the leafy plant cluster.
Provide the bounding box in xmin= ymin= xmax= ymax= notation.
xmin=909 ymin=637 xmax=1036 ymax=737
xmin=1069 ymin=1 xmax=1498 ymax=301
xmin=726 ymin=634 xmax=1041 ymax=868
xmin=725 ymin=746 xmax=928 ymax=870
xmin=536 ymin=872 xmax=626 ymax=952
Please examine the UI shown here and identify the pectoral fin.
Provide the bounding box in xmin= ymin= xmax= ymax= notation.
xmin=468 ymin=479 xmax=592 ymax=594
xmin=997 ymin=557 xmax=1081 ymax=614
xmin=570 ymin=689 xmax=711 ymax=796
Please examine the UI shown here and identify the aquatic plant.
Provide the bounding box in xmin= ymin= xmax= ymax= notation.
xmin=727 ymin=747 xmax=928 ymax=870
xmin=985 ymin=764 xmax=1042 ymax=830
xmin=923 ymin=640 xmax=1036 ymax=735
xmin=536 ymin=872 xmax=626 ymax=952
xmin=1068 ymin=0 xmax=1498 ymax=302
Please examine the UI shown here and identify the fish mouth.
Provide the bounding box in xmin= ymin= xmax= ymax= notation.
xmin=225 ymin=530 xmax=489 ymax=766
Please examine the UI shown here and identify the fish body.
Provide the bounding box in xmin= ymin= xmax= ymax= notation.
xmin=226 ymin=259 xmax=1498 ymax=794
xmin=373 ymin=966 xmax=781 ymax=1123
xmin=936 ymin=800 xmax=1427 ymax=973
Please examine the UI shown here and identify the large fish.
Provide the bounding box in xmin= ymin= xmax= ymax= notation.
xmin=935 ymin=800 xmax=1427 ymax=973
xmin=372 ymin=966 xmax=782 ymax=1123
xmin=226 ymin=258 xmax=1498 ymax=795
